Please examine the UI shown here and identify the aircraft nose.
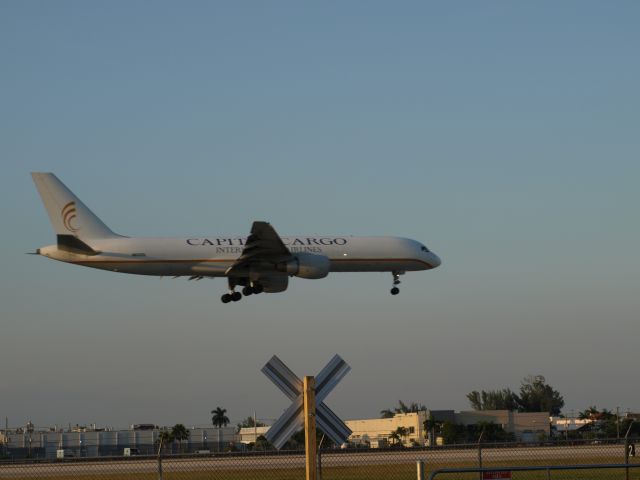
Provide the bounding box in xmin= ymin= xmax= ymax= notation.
xmin=429 ymin=252 xmax=441 ymax=268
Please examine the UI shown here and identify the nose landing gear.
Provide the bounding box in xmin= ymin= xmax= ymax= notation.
xmin=390 ymin=271 xmax=404 ymax=295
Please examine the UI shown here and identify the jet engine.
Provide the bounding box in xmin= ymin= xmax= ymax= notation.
xmin=276 ymin=252 xmax=331 ymax=279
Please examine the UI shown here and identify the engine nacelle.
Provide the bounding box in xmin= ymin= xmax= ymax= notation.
xmin=276 ymin=252 xmax=331 ymax=279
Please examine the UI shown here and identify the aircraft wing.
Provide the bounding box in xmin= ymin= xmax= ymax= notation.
xmin=225 ymin=221 xmax=291 ymax=274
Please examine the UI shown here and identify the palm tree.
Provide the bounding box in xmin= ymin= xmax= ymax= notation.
xmin=212 ymin=407 xmax=230 ymax=428
xmin=380 ymin=408 xmax=395 ymax=418
xmin=398 ymin=401 xmax=427 ymax=414
xmin=157 ymin=430 xmax=174 ymax=455
xmin=395 ymin=426 xmax=409 ymax=445
xmin=381 ymin=400 xmax=427 ymax=418
xmin=579 ymin=406 xmax=600 ymax=420
xmin=171 ymin=424 xmax=190 ymax=452
xmin=388 ymin=431 xmax=401 ymax=446
xmin=211 ymin=407 xmax=230 ymax=451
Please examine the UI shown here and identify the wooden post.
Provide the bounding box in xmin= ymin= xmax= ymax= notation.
xmin=304 ymin=376 xmax=317 ymax=480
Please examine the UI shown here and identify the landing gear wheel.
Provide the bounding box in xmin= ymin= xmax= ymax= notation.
xmin=252 ymin=284 xmax=264 ymax=294
xmin=390 ymin=271 xmax=404 ymax=295
xmin=221 ymin=293 xmax=232 ymax=303
xmin=242 ymin=286 xmax=253 ymax=296
xmin=231 ymin=291 xmax=242 ymax=302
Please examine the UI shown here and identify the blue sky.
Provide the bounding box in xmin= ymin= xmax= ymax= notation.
xmin=1 ymin=1 xmax=639 ymax=429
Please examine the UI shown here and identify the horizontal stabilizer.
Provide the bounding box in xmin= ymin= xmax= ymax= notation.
xmin=56 ymin=235 xmax=100 ymax=255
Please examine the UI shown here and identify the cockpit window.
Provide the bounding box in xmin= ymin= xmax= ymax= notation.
xmin=421 ymin=246 xmax=430 ymax=253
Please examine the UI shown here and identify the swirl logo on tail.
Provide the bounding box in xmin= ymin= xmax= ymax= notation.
xmin=61 ymin=201 xmax=79 ymax=233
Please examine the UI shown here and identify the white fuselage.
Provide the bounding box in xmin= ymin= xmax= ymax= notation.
xmin=39 ymin=235 xmax=441 ymax=277
xmin=31 ymin=172 xmax=441 ymax=301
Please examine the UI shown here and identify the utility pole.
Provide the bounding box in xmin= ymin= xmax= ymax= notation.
xmin=253 ymin=411 xmax=257 ymax=447
xmin=477 ymin=427 xmax=485 ymax=480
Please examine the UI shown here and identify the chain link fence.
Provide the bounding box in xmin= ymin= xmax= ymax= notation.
xmin=1 ymin=439 xmax=639 ymax=480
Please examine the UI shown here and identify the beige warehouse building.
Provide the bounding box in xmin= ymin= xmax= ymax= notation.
xmin=345 ymin=410 xmax=550 ymax=447
xmin=346 ymin=412 xmax=428 ymax=447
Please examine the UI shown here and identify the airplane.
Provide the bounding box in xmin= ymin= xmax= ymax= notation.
xmin=31 ymin=173 xmax=441 ymax=303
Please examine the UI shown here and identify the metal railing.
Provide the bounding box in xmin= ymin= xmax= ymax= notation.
xmin=426 ymin=463 xmax=640 ymax=480
xmin=0 ymin=438 xmax=638 ymax=479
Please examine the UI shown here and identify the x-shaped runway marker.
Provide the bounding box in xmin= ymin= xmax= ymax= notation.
xmin=262 ymin=354 xmax=352 ymax=449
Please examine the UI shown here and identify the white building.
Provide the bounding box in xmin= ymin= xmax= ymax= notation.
xmin=1 ymin=425 xmax=237 ymax=458
xmin=551 ymin=417 xmax=593 ymax=434
xmin=346 ymin=412 xmax=427 ymax=448
xmin=238 ymin=426 xmax=271 ymax=444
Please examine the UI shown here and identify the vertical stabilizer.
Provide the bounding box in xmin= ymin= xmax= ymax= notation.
xmin=31 ymin=172 xmax=118 ymax=240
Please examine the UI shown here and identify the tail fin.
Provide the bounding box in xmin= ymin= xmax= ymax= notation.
xmin=31 ymin=172 xmax=119 ymax=240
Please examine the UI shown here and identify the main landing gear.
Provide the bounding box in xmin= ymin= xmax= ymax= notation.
xmin=221 ymin=280 xmax=264 ymax=303
xmin=390 ymin=271 xmax=404 ymax=295
xmin=221 ymin=291 xmax=241 ymax=303
xmin=241 ymin=284 xmax=264 ymax=296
